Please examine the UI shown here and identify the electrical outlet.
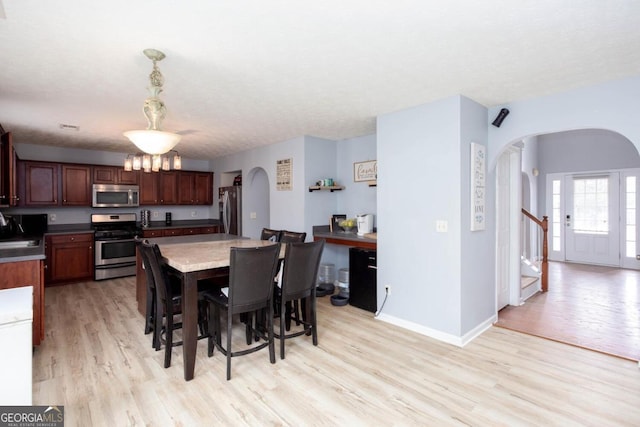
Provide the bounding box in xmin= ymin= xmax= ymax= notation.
xmin=49 ymin=214 xmax=56 ymax=222
xmin=191 ymin=211 xmax=197 ymax=217
xmin=153 ymin=211 xmax=159 ymax=218
xmin=385 ymin=285 xmax=391 ymax=295
xmin=436 ymin=220 xmax=448 ymax=233
xmin=250 ymin=212 xmax=257 ymax=219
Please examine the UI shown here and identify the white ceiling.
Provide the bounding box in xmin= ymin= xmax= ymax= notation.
xmin=1 ymin=1 xmax=640 ymax=160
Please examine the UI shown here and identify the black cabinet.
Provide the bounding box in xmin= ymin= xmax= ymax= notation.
xmin=349 ymin=248 xmax=377 ymax=313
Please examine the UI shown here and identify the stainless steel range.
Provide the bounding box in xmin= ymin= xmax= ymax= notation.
xmin=91 ymin=213 xmax=140 ymax=281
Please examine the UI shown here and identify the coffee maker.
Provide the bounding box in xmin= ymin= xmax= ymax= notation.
xmin=356 ymin=214 xmax=374 ymax=236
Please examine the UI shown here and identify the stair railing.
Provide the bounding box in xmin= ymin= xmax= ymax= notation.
xmin=521 ymin=208 xmax=548 ymax=292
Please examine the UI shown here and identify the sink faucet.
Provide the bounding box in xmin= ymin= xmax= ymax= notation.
xmin=0 ymin=212 xmax=7 ymax=227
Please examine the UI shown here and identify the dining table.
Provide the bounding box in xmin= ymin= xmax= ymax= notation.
xmin=155 ymin=235 xmax=284 ymax=381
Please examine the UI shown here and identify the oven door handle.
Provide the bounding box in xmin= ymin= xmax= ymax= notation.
xmin=95 ymin=238 xmax=136 ymax=243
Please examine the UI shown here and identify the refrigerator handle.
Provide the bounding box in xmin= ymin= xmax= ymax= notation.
xmin=222 ymin=191 xmax=230 ymax=234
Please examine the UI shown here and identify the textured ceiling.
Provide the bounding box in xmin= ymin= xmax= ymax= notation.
xmin=1 ymin=0 xmax=640 ymax=161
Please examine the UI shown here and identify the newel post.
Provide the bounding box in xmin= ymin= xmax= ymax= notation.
xmin=541 ymin=215 xmax=549 ymax=292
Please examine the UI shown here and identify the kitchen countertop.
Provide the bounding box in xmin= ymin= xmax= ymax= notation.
xmin=0 ymin=219 xmax=222 ymax=264
xmin=313 ymin=225 xmax=377 ymax=249
xmin=141 ymin=219 xmax=221 ymax=230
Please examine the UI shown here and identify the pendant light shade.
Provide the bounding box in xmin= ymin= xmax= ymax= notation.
xmin=123 ymin=48 xmax=182 ymax=166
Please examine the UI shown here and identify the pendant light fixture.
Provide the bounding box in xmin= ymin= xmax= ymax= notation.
xmin=123 ymin=48 xmax=182 ymax=172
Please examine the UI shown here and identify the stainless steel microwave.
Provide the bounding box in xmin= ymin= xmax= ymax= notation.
xmin=92 ymin=184 xmax=139 ymax=208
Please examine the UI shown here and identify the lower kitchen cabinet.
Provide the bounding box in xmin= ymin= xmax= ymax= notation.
xmin=141 ymin=225 xmax=219 ymax=238
xmin=0 ymin=259 xmax=45 ymax=345
xmin=45 ymin=233 xmax=94 ymax=286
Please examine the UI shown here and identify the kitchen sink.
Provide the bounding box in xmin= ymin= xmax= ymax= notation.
xmin=0 ymin=240 xmax=41 ymax=250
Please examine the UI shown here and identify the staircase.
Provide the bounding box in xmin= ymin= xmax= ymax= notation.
xmin=521 ymin=256 xmax=541 ymax=302
xmin=521 ymin=208 xmax=549 ymax=300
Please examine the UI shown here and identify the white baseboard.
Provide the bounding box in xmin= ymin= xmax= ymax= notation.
xmin=375 ymin=313 xmax=496 ymax=348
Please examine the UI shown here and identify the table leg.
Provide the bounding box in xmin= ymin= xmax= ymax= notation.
xmin=182 ymin=272 xmax=198 ymax=381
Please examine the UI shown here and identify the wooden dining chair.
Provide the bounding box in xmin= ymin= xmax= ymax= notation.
xmin=276 ymin=230 xmax=308 ymax=329
xmin=279 ymin=230 xmax=306 ymax=243
xmin=139 ymin=240 xmax=210 ymax=368
xmin=274 ymin=239 xmax=324 ymax=359
xmin=260 ymin=228 xmax=281 ymax=242
xmin=203 ymin=243 xmax=281 ymax=380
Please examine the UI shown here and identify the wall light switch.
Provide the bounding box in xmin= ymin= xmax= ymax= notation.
xmin=436 ymin=220 xmax=448 ymax=233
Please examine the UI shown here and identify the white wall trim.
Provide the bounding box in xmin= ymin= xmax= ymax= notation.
xmin=375 ymin=313 xmax=496 ymax=348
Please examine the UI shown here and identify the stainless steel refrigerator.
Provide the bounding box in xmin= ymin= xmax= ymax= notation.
xmin=219 ymin=186 xmax=242 ymax=235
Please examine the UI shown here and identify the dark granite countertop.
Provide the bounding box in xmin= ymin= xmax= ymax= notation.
xmin=0 ymin=219 xmax=222 ymax=263
xmin=141 ymin=219 xmax=221 ymax=230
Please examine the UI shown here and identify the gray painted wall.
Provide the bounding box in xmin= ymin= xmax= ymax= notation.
xmin=535 ymin=129 xmax=640 ymax=213
xmin=459 ymin=96 xmax=494 ymax=335
xmin=378 ymin=95 xmax=466 ymax=337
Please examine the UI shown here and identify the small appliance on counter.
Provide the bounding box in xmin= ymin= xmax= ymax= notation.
xmin=141 ymin=210 xmax=151 ymax=228
xmin=165 ymin=212 xmax=172 ymax=225
xmin=356 ymin=214 xmax=374 ymax=236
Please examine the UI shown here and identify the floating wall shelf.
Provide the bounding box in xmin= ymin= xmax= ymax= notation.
xmin=308 ymin=185 xmax=345 ymax=192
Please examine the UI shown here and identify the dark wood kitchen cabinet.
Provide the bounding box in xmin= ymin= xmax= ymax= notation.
xmin=61 ymin=164 xmax=91 ymax=206
xmin=140 ymin=171 xmax=178 ymax=205
xmin=93 ymin=165 xmax=138 ymax=185
xmin=178 ymin=171 xmax=213 ymax=205
xmin=19 ymin=161 xmax=59 ymax=206
xmin=0 ymin=259 xmax=45 ymax=345
xmin=45 ymin=233 xmax=94 ymax=286
xmin=18 ymin=161 xmax=91 ymax=206
xmin=139 ymin=170 xmax=159 ymax=204
xmin=0 ymin=131 xmax=18 ymax=207
xmin=159 ymin=171 xmax=178 ymax=205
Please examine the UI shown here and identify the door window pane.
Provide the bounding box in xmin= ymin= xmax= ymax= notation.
xmin=573 ymin=177 xmax=609 ymax=234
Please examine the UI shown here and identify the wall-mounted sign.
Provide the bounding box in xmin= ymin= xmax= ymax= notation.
xmin=276 ymin=158 xmax=293 ymax=191
xmin=354 ymin=160 xmax=377 ymax=182
xmin=470 ymin=142 xmax=486 ymax=231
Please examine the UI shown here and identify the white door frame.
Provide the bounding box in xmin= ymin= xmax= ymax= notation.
xmin=496 ymin=143 xmax=523 ymax=310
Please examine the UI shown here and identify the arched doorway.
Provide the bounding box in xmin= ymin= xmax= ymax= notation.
xmin=243 ymin=167 xmax=270 ymax=239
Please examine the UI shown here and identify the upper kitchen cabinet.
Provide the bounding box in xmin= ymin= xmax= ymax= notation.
xmin=178 ymin=171 xmax=213 ymax=205
xmin=17 ymin=160 xmax=91 ymax=207
xmin=61 ymin=164 xmax=91 ymax=205
xmin=93 ymin=166 xmax=139 ymax=185
xmin=0 ymin=132 xmax=18 ymax=207
xmin=18 ymin=161 xmax=59 ymax=206
xmin=159 ymin=171 xmax=178 ymax=205
xmin=139 ymin=170 xmax=179 ymax=205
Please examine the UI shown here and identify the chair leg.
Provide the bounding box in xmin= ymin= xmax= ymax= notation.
xmin=268 ymin=305 xmax=276 ymax=364
xmin=153 ymin=303 xmax=162 ymax=351
xmin=226 ymin=312 xmax=233 ymax=381
xmin=311 ymin=296 xmax=318 ymax=346
xmin=164 ymin=312 xmax=173 ymax=368
xmin=285 ymin=301 xmax=292 ymax=331
xmin=245 ymin=312 xmax=253 ymax=345
xmin=207 ymin=301 xmax=215 ymax=357
xmin=280 ymin=299 xmax=286 ymax=359
xmin=145 ymin=291 xmax=154 ymax=335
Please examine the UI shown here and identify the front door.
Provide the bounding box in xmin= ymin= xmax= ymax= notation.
xmin=565 ymin=173 xmax=620 ymax=266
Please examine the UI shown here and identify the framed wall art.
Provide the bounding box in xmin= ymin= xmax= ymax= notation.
xmin=276 ymin=158 xmax=293 ymax=191
xmin=470 ymin=142 xmax=486 ymax=231
xmin=354 ymin=160 xmax=377 ymax=182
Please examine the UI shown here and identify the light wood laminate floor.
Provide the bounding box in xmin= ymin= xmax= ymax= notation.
xmin=33 ymin=277 xmax=640 ymax=426
xmin=496 ymin=261 xmax=640 ymax=361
